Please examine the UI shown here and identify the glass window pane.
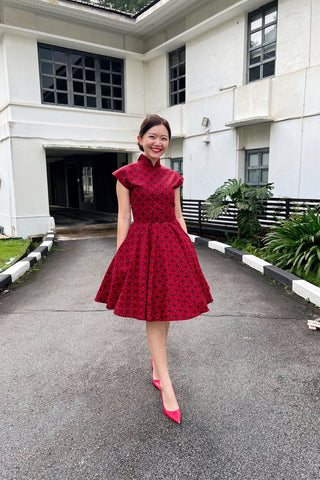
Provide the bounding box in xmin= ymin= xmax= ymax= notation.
xmin=71 ymin=54 xmax=82 ymax=66
xmin=170 ymin=52 xmax=178 ymax=66
xmin=170 ymin=67 xmax=178 ymax=80
xmin=102 ymin=98 xmax=112 ymax=109
xmin=249 ymin=65 xmax=260 ymax=82
xmin=179 ymin=91 xmax=185 ymax=103
xmin=113 ymin=86 xmax=122 ymax=97
xmin=85 ymin=70 xmax=95 ymax=81
xmin=248 ymin=154 xmax=259 ymax=166
xmin=72 ymin=67 xmax=83 ymax=79
xmin=171 ymin=80 xmax=178 ymax=93
xmin=265 ymin=8 xmax=277 ymax=25
xmin=57 ymin=92 xmax=68 ymax=104
xmin=43 ymin=90 xmax=55 ymax=103
xmin=262 ymin=152 xmax=269 ymax=166
xmin=179 ymin=64 xmax=185 ymax=76
xmin=73 ymin=81 xmax=84 ymax=93
xmin=113 ymin=99 xmax=122 ymax=111
xmin=250 ymin=13 xmax=262 ymax=31
xmin=42 ymin=76 xmax=54 ymax=89
xmin=41 ymin=62 xmax=53 ymax=75
xmin=100 ymin=58 xmax=110 ymax=71
xmin=85 ymin=56 xmax=94 ymax=68
xmin=112 ymin=74 xmax=122 ymax=85
xmin=261 ymin=169 xmax=269 ymax=183
xmin=74 ymin=95 xmax=84 ymax=106
xmin=86 ymin=83 xmax=96 ymax=95
xmin=170 ymin=93 xmax=178 ymax=106
xmin=264 ymin=24 xmax=276 ymax=44
xmin=250 ymin=48 xmax=261 ymax=65
xmin=39 ymin=47 xmax=52 ymax=61
xmin=179 ymin=77 xmax=185 ymax=90
xmin=87 ymin=96 xmax=96 ymax=108
xmin=55 ymin=64 xmax=67 ymax=77
xmin=101 ymin=72 xmax=110 ymax=84
xmin=173 ymin=162 xmax=179 ymax=172
xmin=178 ymin=48 xmax=185 ymax=63
xmin=111 ymin=60 xmax=122 ymax=72
xmin=56 ymin=79 xmax=67 ymax=91
xmin=248 ymin=169 xmax=259 ymax=183
xmin=101 ymin=85 xmax=111 ymax=96
xmin=263 ymin=61 xmax=274 ymax=78
xmin=264 ymin=43 xmax=276 ymax=60
xmin=54 ymin=50 xmax=66 ymax=63
xmin=250 ymin=31 xmax=262 ymax=48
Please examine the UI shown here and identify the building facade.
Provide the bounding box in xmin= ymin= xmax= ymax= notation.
xmin=0 ymin=0 xmax=319 ymax=238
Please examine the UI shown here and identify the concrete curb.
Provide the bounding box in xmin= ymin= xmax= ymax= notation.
xmin=191 ymin=235 xmax=320 ymax=309
xmin=0 ymin=231 xmax=55 ymax=290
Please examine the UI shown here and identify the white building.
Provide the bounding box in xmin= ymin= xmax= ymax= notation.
xmin=0 ymin=0 xmax=319 ymax=238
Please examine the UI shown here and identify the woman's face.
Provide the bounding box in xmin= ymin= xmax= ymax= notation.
xmin=137 ymin=124 xmax=169 ymax=162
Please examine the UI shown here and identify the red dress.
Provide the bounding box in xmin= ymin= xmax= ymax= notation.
xmin=95 ymin=153 xmax=213 ymax=321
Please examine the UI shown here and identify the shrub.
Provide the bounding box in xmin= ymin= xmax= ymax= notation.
xmin=263 ymin=206 xmax=320 ymax=279
xmin=203 ymin=178 xmax=274 ymax=237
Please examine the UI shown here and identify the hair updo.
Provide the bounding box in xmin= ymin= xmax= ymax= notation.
xmin=138 ymin=114 xmax=171 ymax=152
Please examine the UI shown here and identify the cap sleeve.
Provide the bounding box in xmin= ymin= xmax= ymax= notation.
xmin=173 ymin=172 xmax=184 ymax=189
xmin=112 ymin=165 xmax=131 ymax=190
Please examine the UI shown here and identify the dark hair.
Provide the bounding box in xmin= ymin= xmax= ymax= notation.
xmin=138 ymin=114 xmax=171 ymax=151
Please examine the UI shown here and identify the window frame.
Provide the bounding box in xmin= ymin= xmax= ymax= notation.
xmin=168 ymin=46 xmax=186 ymax=107
xmin=247 ymin=1 xmax=278 ymax=83
xmin=38 ymin=43 xmax=124 ymax=112
xmin=245 ymin=148 xmax=269 ymax=187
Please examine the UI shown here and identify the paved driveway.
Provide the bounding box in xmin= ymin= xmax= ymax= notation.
xmin=0 ymin=237 xmax=319 ymax=480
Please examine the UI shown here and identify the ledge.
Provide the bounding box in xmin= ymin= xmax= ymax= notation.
xmin=225 ymin=116 xmax=273 ymax=128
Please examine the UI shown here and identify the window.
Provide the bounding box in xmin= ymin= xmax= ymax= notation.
xmin=247 ymin=1 xmax=277 ymax=83
xmin=171 ymin=157 xmax=183 ymax=194
xmin=170 ymin=157 xmax=183 ymax=176
xmin=38 ymin=44 xmax=124 ymax=111
xmin=245 ymin=149 xmax=269 ymax=186
xmin=169 ymin=47 xmax=185 ymax=106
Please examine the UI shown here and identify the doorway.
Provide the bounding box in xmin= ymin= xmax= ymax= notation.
xmin=46 ymin=151 xmax=127 ymax=213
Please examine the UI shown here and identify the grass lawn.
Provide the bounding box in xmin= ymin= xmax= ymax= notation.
xmin=0 ymin=238 xmax=31 ymax=272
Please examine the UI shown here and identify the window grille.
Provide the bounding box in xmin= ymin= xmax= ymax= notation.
xmin=169 ymin=47 xmax=186 ymax=106
xmin=247 ymin=1 xmax=277 ymax=83
xmin=38 ymin=43 xmax=124 ymax=111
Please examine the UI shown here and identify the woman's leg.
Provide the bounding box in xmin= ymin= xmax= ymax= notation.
xmin=146 ymin=321 xmax=179 ymax=411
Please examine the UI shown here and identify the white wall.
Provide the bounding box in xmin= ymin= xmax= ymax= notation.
xmin=276 ymin=0 xmax=312 ymax=76
xmin=187 ymin=15 xmax=245 ymax=102
xmin=0 ymin=139 xmax=16 ymax=236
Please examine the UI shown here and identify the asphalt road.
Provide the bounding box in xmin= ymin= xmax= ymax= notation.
xmin=0 ymin=237 xmax=319 ymax=480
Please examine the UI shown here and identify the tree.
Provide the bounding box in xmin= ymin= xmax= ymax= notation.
xmin=81 ymin=0 xmax=152 ymax=14
xmin=202 ymin=179 xmax=274 ymax=237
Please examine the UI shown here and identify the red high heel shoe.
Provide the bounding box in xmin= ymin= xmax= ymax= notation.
xmin=160 ymin=386 xmax=181 ymax=424
xmin=150 ymin=358 xmax=161 ymax=390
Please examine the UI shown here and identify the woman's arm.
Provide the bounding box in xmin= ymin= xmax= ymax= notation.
xmin=116 ymin=180 xmax=131 ymax=250
xmin=174 ymin=188 xmax=188 ymax=234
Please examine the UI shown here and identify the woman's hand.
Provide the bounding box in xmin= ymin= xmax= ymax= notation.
xmin=116 ymin=181 xmax=131 ymax=250
xmin=174 ymin=187 xmax=188 ymax=234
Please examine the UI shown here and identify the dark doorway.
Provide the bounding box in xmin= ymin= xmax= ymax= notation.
xmin=47 ymin=152 xmax=125 ymax=213
xmin=66 ymin=163 xmax=80 ymax=208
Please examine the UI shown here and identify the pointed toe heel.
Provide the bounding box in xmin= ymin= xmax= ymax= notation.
xmin=150 ymin=358 xmax=161 ymax=390
xmin=160 ymin=389 xmax=181 ymax=424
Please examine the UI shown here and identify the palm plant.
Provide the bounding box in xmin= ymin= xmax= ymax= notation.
xmin=263 ymin=206 xmax=320 ymax=279
xmin=202 ymin=179 xmax=274 ymax=237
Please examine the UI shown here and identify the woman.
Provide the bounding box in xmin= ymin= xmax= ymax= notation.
xmin=95 ymin=114 xmax=213 ymax=423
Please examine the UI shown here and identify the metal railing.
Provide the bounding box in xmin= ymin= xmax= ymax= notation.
xmin=182 ymin=197 xmax=320 ymax=237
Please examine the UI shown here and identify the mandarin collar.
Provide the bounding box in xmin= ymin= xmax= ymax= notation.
xmin=138 ymin=153 xmax=161 ymax=169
